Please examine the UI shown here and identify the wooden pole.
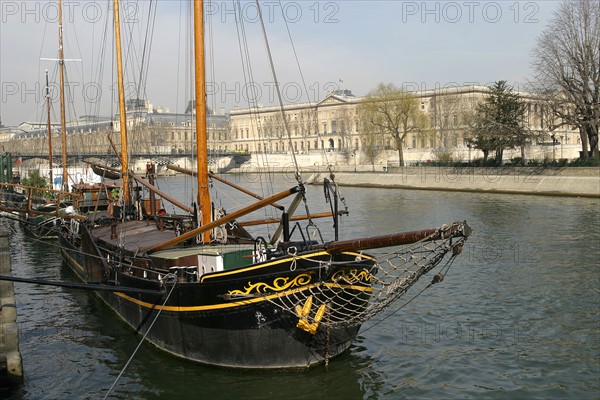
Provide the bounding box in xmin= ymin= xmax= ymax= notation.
xmin=239 ymin=212 xmax=333 ymax=227
xmin=127 ymin=172 xmax=193 ymax=214
xmin=313 ymin=221 xmax=471 ymax=254
xmin=58 ymin=0 xmax=68 ymax=191
xmin=113 ymin=0 xmax=129 ymax=204
xmin=45 ymin=69 xmax=54 ymax=187
xmin=166 ymin=164 xmax=284 ymax=210
xmin=193 ymin=0 xmax=211 ymax=243
xmin=83 ymin=161 xmax=193 ymax=213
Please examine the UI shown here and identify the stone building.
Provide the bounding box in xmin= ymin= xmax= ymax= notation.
xmin=1 ymin=86 xmax=578 ymax=161
xmin=1 ymin=99 xmax=230 ymax=157
xmin=228 ymin=85 xmax=579 ymax=156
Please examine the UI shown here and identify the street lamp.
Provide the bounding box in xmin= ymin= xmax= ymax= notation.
xmin=464 ymin=137 xmax=472 ymax=164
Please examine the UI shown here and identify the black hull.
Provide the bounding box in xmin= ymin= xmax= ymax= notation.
xmin=58 ymin=232 xmax=369 ymax=368
xmin=97 ymin=288 xmax=359 ymax=368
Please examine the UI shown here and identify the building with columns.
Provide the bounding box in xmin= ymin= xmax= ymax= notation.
xmin=1 ymin=85 xmax=579 ymax=161
xmin=229 ymin=85 xmax=579 ymax=157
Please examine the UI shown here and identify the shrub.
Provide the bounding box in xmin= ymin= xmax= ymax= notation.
xmin=569 ymin=156 xmax=600 ymax=167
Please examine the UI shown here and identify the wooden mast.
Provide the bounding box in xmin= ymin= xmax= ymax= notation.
xmin=44 ymin=69 xmax=54 ymax=187
xmin=113 ymin=0 xmax=129 ymax=203
xmin=194 ymin=0 xmax=211 ymax=243
xmin=58 ymin=0 xmax=68 ymax=191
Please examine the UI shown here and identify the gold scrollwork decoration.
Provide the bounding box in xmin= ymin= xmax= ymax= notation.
xmin=228 ymin=273 xmax=312 ymax=296
xmin=331 ymin=269 xmax=374 ymax=284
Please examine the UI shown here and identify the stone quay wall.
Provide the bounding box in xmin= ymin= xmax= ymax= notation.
xmin=0 ymin=229 xmax=23 ymax=387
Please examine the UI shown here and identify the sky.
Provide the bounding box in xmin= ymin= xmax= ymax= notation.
xmin=0 ymin=0 xmax=561 ymax=127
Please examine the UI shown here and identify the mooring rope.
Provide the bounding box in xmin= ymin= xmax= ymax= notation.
xmin=103 ymin=275 xmax=177 ymax=399
xmin=0 ymin=275 xmax=161 ymax=295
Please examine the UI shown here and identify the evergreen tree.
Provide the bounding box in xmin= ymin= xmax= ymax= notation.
xmin=467 ymin=81 xmax=527 ymax=165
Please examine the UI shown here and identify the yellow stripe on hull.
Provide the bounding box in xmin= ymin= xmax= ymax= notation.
xmin=113 ymin=281 xmax=373 ymax=312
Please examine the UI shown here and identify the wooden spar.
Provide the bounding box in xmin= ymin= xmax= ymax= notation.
xmin=270 ymin=192 xmax=303 ymax=244
xmin=193 ymin=0 xmax=211 ymax=243
xmin=58 ymin=0 xmax=68 ymax=191
xmin=0 ymin=205 xmax=86 ymax=221
xmin=0 ymin=206 xmax=87 ymax=221
xmin=83 ymin=160 xmax=121 ymax=177
xmin=239 ymin=212 xmax=334 ymax=227
xmin=107 ymin=134 xmax=124 ymax=165
xmin=82 ymin=159 xmax=121 ymax=180
xmin=113 ymin=0 xmax=129 ymax=204
xmin=45 ymin=70 xmax=54 ymax=186
xmin=81 ymin=161 xmax=193 ymax=213
xmin=312 ymin=221 xmax=471 ymax=254
xmin=0 ymin=182 xmax=74 ymax=196
xmin=127 ymin=172 xmax=194 ymax=214
xmin=0 ymin=183 xmax=84 ymax=220
xmin=143 ymin=186 xmax=301 ymax=253
xmin=166 ymin=164 xmax=284 ymax=210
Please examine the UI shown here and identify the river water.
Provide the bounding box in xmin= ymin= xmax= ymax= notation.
xmin=2 ymin=174 xmax=599 ymax=399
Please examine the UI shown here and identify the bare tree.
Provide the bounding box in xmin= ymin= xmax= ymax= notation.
xmin=429 ymin=91 xmax=465 ymax=148
xmin=297 ymin=108 xmax=317 ymax=152
xmin=531 ymin=0 xmax=600 ymax=159
xmin=263 ymin=113 xmax=285 ymax=152
xmin=358 ymin=118 xmax=383 ymax=170
xmin=357 ymin=83 xmax=428 ymax=166
xmin=337 ymin=107 xmax=355 ymax=156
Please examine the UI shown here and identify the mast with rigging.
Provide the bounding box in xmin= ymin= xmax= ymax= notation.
xmin=58 ymin=0 xmax=68 ymax=191
xmin=194 ymin=0 xmax=211 ymax=243
xmin=113 ymin=0 xmax=130 ymax=204
xmin=44 ymin=69 xmax=54 ymax=187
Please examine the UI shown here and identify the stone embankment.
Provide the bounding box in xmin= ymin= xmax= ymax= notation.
xmin=304 ymin=167 xmax=600 ymax=198
xmin=0 ymin=229 xmax=23 ymax=387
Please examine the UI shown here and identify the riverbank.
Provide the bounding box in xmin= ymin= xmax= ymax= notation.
xmin=0 ymin=229 xmax=23 ymax=388
xmin=302 ymin=167 xmax=600 ymax=198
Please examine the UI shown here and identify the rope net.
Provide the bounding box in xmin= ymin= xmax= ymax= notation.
xmin=265 ymin=232 xmax=468 ymax=331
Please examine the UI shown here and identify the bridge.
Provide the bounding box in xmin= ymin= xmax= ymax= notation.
xmin=14 ymin=151 xmax=251 ymax=167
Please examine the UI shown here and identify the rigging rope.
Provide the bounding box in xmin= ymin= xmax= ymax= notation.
xmin=254 ymin=0 xmax=302 ymax=187
xmin=233 ymin=0 xmax=278 ymax=237
xmin=103 ymin=275 xmax=177 ymax=400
